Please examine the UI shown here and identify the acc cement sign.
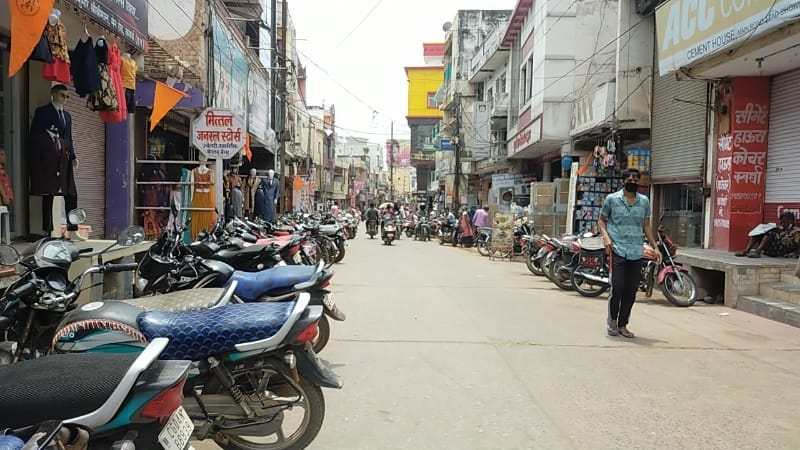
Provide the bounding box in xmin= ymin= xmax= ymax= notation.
xmin=656 ymin=0 xmax=800 ymax=75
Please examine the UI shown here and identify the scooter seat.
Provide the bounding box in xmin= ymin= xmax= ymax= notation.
xmin=0 ymin=353 xmax=138 ymax=428
xmin=228 ymin=265 xmax=319 ymax=300
xmin=138 ymin=302 xmax=294 ymax=360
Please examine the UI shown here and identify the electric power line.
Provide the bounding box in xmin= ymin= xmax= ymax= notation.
xmin=335 ymin=0 xmax=387 ymax=48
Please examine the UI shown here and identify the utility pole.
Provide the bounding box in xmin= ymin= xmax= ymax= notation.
xmin=278 ymin=0 xmax=289 ymax=214
xmin=454 ymin=93 xmax=462 ymax=210
xmin=390 ymin=121 xmax=394 ymax=202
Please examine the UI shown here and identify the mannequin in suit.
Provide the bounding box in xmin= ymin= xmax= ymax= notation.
xmin=260 ymin=169 xmax=280 ymax=222
xmin=30 ymin=84 xmax=80 ymax=238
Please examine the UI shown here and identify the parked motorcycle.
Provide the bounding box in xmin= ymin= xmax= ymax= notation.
xmin=570 ymin=235 xmax=610 ymax=297
xmin=0 ymin=339 xmax=192 ymax=449
xmin=403 ymin=217 xmax=416 ymax=238
xmin=475 ymin=227 xmax=492 ymax=257
xmin=641 ymin=218 xmax=698 ymax=306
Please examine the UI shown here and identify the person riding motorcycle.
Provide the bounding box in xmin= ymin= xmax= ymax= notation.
xmin=365 ymin=203 xmax=380 ymax=234
xmin=381 ymin=206 xmax=396 ymax=232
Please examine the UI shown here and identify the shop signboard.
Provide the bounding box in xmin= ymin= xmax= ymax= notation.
xmin=439 ymin=138 xmax=453 ymax=151
xmin=192 ymin=108 xmax=247 ymax=159
xmin=212 ymin=15 xmax=248 ymax=119
xmin=65 ymin=0 xmax=149 ymax=52
xmin=656 ymin=0 xmax=800 ymax=75
xmin=248 ymin=70 xmax=269 ymax=143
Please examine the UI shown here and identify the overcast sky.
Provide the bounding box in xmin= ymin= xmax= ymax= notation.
xmin=289 ymin=0 xmax=516 ymax=143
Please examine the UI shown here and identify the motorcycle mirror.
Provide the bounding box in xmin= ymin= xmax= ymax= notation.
xmin=0 ymin=245 xmax=20 ymax=266
xmin=117 ymin=225 xmax=146 ymax=247
xmin=67 ymin=208 xmax=87 ymax=226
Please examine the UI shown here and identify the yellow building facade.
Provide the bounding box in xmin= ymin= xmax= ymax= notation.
xmin=405 ymin=66 xmax=444 ymax=119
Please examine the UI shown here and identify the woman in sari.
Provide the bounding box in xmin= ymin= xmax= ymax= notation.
xmin=459 ymin=208 xmax=474 ymax=247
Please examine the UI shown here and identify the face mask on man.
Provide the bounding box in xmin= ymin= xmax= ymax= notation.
xmin=624 ymin=182 xmax=638 ymax=193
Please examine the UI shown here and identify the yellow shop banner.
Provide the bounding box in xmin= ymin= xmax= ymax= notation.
xmin=656 ymin=0 xmax=800 ymax=74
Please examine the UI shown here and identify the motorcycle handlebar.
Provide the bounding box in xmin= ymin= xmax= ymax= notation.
xmin=104 ymin=262 xmax=139 ymax=273
xmin=8 ymin=281 xmax=37 ymax=299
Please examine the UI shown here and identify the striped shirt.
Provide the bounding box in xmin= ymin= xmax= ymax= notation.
xmin=600 ymin=190 xmax=651 ymax=260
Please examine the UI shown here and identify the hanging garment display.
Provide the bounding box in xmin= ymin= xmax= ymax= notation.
xmin=42 ymin=17 xmax=71 ymax=84
xmin=242 ymin=174 xmax=260 ymax=217
xmin=0 ymin=150 xmax=14 ymax=207
xmin=28 ymin=34 xmax=54 ymax=64
xmin=69 ymin=37 xmax=101 ymax=98
xmin=190 ymin=167 xmax=215 ymax=240
xmin=87 ymin=38 xmax=119 ymax=112
xmin=121 ymin=54 xmax=137 ymax=113
xmin=99 ymin=42 xmax=126 ymax=122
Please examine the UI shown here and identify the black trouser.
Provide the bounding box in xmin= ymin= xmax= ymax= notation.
xmin=609 ymin=253 xmax=643 ymax=328
xmin=42 ymin=194 xmax=79 ymax=232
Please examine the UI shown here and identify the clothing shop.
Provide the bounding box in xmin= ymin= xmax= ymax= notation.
xmin=0 ymin=0 xmax=147 ymax=239
xmin=132 ymin=80 xmax=204 ymax=240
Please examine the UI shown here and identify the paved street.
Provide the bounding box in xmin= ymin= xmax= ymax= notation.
xmin=198 ymin=225 xmax=800 ymax=449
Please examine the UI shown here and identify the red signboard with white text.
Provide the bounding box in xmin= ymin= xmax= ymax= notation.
xmin=712 ymin=77 xmax=770 ymax=251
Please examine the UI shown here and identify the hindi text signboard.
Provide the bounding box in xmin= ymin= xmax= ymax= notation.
xmin=192 ymin=108 xmax=246 ymax=159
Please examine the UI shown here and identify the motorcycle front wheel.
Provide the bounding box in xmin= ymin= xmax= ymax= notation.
xmin=570 ymin=268 xmax=609 ymax=297
xmin=662 ymin=270 xmax=698 ymax=307
xmin=476 ymin=237 xmax=490 ymax=257
xmin=525 ymin=250 xmax=545 ymax=276
xmin=548 ymin=257 xmax=574 ymax=290
xmin=406 ymin=229 xmax=414 ymax=238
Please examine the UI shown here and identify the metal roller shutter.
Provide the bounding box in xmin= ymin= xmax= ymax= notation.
xmin=765 ymin=69 xmax=800 ymax=203
xmin=650 ymin=70 xmax=709 ymax=184
xmin=66 ymin=92 xmax=105 ymax=238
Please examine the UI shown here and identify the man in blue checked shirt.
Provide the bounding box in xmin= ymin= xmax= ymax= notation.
xmin=599 ymin=168 xmax=661 ymax=338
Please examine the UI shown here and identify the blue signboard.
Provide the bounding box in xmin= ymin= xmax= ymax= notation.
xmin=439 ymin=138 xmax=454 ymax=151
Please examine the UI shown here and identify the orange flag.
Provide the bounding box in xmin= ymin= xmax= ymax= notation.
xmin=244 ymin=134 xmax=253 ymax=161
xmin=8 ymin=0 xmax=56 ymax=77
xmin=292 ymin=177 xmax=305 ymax=191
xmin=149 ymin=81 xmax=189 ymax=131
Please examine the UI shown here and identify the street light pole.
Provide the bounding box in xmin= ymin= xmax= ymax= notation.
xmin=390 ymin=121 xmax=394 ymax=201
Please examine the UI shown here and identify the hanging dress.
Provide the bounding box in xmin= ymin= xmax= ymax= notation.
xmin=99 ymin=42 xmax=126 ymax=122
xmin=69 ymin=37 xmax=101 ymax=97
xmin=42 ymin=20 xmax=71 ymax=84
xmin=87 ymin=38 xmax=119 ymax=112
xmin=190 ymin=168 xmax=215 ymax=241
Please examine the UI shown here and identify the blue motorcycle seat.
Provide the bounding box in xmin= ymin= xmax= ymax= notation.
xmin=137 ymin=302 xmax=295 ymax=360
xmin=228 ymin=265 xmax=318 ymax=300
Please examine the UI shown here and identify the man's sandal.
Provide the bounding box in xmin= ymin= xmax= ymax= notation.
xmin=618 ymin=327 xmax=635 ymax=338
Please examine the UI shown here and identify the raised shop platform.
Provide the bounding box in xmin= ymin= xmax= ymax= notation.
xmin=677 ymin=248 xmax=800 ymax=327
xmin=0 ymin=240 xmax=152 ymax=305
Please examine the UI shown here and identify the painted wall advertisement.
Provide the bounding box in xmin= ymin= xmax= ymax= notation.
xmin=212 ymin=15 xmax=248 ymax=119
xmin=712 ymin=78 xmax=770 ymax=251
xmin=66 ymin=0 xmax=149 ymax=51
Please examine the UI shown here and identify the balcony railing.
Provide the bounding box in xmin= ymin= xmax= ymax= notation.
xmin=469 ymin=27 xmax=504 ymax=80
xmin=491 ymin=93 xmax=509 ymax=117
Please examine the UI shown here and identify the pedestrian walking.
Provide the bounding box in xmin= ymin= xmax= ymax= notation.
xmin=598 ymin=168 xmax=661 ymax=338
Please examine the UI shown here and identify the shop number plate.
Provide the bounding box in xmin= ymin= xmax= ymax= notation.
xmin=158 ymin=406 xmax=194 ymax=450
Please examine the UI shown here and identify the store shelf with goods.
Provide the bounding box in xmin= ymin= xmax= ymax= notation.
xmin=573 ymin=175 xmax=622 ymax=234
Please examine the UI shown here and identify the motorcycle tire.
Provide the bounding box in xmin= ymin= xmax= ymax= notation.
xmin=406 ymin=229 xmax=414 ymax=238
xmin=570 ymin=268 xmax=609 ymax=297
xmin=312 ymin=315 xmax=330 ymax=354
xmin=221 ymin=363 xmax=326 ymax=450
xmin=549 ymin=257 xmax=574 ymax=291
xmin=334 ymin=242 xmax=346 ymax=263
xmin=476 ymin=239 xmax=490 ymax=257
xmin=662 ymin=271 xmax=698 ymax=307
xmin=525 ymin=251 xmax=545 ymax=276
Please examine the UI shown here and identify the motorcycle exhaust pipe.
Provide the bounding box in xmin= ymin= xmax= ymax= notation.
xmin=575 ymin=271 xmax=609 ymax=284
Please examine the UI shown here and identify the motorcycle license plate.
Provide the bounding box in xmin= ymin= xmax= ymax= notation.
xmin=580 ymin=256 xmax=601 ymax=267
xmin=158 ymin=406 xmax=194 ymax=450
